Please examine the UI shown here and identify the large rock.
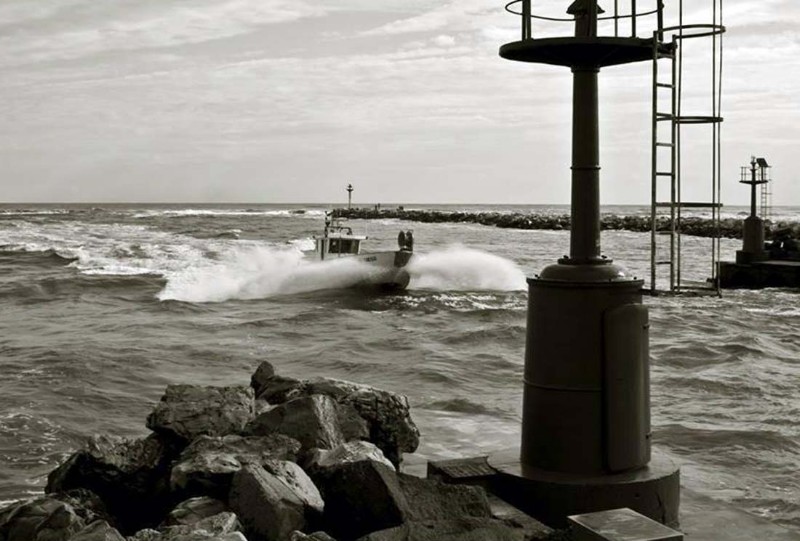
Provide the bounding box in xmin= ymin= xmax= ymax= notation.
xmin=290 ymin=532 xmax=336 ymax=541
xmin=229 ymin=463 xmax=323 ymax=541
xmin=170 ymin=435 xmax=301 ymax=499
xmin=246 ymin=395 xmax=367 ymax=453
xmin=310 ymin=460 xmax=407 ymax=541
xmin=304 ymin=379 xmax=419 ymax=467
xmin=355 ymin=518 xmax=527 ymax=541
xmin=130 ymin=512 xmax=242 ymax=541
xmin=70 ymin=520 xmax=125 ymax=541
xmin=311 ymin=458 xmax=494 ymax=540
xmin=147 ymin=385 xmax=255 ymax=444
xmin=249 ymin=363 xmax=419 ymax=468
xmin=161 ymin=498 xmax=228 ymax=528
xmin=304 ymin=442 xmax=395 ymax=474
xmin=0 ymin=496 xmax=85 ymax=541
xmin=396 ymin=474 xmax=491 ymax=522
xmin=45 ymin=434 xmax=175 ymax=533
xmin=51 ymin=489 xmax=112 ymax=526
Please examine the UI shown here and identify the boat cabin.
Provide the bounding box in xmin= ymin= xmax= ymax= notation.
xmin=315 ymin=219 xmax=367 ymax=260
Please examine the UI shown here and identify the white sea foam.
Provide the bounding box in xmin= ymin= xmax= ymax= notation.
xmin=407 ymin=246 xmax=527 ymax=291
xmin=157 ymin=245 xmax=382 ymax=302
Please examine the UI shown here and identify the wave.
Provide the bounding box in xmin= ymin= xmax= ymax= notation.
xmin=406 ymin=246 xmax=527 ymax=291
xmin=157 ymin=246 xmax=387 ymax=302
xmin=0 ymin=249 xmax=77 ymax=267
xmin=131 ymin=208 xmax=326 ymax=219
xmin=422 ymin=398 xmax=501 ymax=416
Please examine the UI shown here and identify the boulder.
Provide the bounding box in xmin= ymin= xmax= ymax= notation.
xmin=229 ymin=463 xmax=323 ymax=541
xmin=170 ymin=435 xmax=301 ymax=499
xmin=305 ymin=379 xmax=419 ymax=468
xmin=250 ymin=362 xmax=304 ymax=404
xmin=52 ymin=489 xmax=112 ymax=526
xmin=311 ymin=457 xmax=495 ymax=540
xmin=161 ymin=498 xmax=228 ymax=528
xmin=69 ymin=520 xmax=125 ymax=541
xmin=310 ymin=460 xmax=407 ymax=541
xmin=304 ymin=442 xmax=395 ymax=474
xmin=396 ymin=474 xmax=491 ymax=522
xmin=130 ymin=512 xmax=242 ymax=541
xmin=246 ymin=395 xmax=367 ymax=453
xmin=248 ymin=364 xmax=419 ymax=468
xmin=0 ymin=496 xmax=85 ymax=541
xmin=290 ymin=532 xmax=336 ymax=541
xmin=250 ymin=362 xmax=275 ymax=393
xmin=147 ymin=385 xmax=255 ymax=444
xmin=355 ymin=518 xmax=527 ymax=541
xmin=45 ymin=434 xmax=175 ymax=533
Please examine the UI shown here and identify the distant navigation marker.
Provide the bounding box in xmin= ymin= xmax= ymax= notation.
xmin=347 ymin=183 xmax=354 ymax=211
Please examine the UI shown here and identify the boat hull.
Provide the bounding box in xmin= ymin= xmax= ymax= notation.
xmin=352 ymin=250 xmax=412 ymax=290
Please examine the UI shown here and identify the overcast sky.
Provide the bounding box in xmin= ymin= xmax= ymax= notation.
xmin=0 ymin=0 xmax=798 ymax=205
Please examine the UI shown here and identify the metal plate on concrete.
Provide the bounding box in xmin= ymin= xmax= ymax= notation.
xmin=569 ymin=508 xmax=682 ymax=540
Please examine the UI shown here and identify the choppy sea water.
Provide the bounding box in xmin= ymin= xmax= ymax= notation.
xmin=0 ymin=203 xmax=798 ymax=531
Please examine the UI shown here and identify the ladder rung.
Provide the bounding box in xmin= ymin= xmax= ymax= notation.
xmin=656 ymin=113 xmax=673 ymax=121
xmin=655 ymin=142 xmax=674 ymax=147
xmin=655 ymin=172 xmax=673 ymax=177
xmin=656 ymin=83 xmax=674 ymax=88
xmin=656 ymin=261 xmax=673 ymax=265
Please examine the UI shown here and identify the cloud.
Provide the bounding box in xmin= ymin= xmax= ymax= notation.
xmin=0 ymin=0 xmax=321 ymax=67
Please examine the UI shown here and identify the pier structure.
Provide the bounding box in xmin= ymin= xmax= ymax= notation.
xmin=718 ymin=158 xmax=800 ymax=288
xmin=482 ymin=0 xmax=713 ymax=528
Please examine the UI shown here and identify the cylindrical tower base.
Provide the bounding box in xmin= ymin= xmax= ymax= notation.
xmin=737 ymin=216 xmax=767 ymax=263
xmin=521 ymin=261 xmax=650 ymax=475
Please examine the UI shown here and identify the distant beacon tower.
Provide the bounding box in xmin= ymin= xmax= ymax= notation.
xmin=346 ymin=183 xmax=354 ymax=210
xmin=486 ymin=0 xmax=717 ymax=528
xmin=736 ymin=157 xmax=770 ymax=263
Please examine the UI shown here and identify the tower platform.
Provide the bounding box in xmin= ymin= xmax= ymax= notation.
xmin=500 ymin=37 xmax=674 ymax=68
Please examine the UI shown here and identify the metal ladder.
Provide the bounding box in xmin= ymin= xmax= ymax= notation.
xmin=650 ymin=35 xmax=678 ymax=294
xmin=648 ymin=1 xmax=725 ymax=296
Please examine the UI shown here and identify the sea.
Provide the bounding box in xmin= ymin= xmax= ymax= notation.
xmin=1 ymin=203 xmax=799 ymax=531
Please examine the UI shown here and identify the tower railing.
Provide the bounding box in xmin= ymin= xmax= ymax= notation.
xmin=505 ymin=0 xmax=664 ymax=40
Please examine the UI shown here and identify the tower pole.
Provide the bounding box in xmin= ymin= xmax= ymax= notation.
xmin=569 ymin=65 xmax=601 ymax=262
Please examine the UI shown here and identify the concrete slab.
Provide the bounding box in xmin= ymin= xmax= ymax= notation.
xmin=569 ymin=508 xmax=682 ymax=540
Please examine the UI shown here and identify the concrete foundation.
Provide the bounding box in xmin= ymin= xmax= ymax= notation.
xmin=425 ymin=456 xmax=800 ymax=540
xmin=488 ymin=447 xmax=680 ymax=529
xmin=719 ymin=260 xmax=800 ymax=289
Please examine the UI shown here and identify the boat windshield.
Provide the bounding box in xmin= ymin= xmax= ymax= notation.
xmin=329 ymin=238 xmax=360 ymax=254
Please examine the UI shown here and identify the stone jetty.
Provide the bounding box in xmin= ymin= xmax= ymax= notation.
xmin=0 ymin=364 xmax=553 ymax=541
xmin=333 ymin=208 xmax=800 ymax=241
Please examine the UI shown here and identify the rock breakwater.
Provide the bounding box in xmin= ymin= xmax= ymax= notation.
xmin=0 ymin=364 xmax=553 ymax=541
xmin=333 ymin=208 xmax=800 ymax=241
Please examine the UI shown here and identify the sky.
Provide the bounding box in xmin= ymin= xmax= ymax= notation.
xmin=0 ymin=0 xmax=798 ymax=205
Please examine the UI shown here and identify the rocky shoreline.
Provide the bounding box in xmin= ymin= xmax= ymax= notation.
xmin=0 ymin=363 xmax=553 ymax=541
xmin=333 ymin=208 xmax=800 ymax=240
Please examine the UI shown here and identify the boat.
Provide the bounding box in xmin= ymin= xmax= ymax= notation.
xmin=312 ymin=213 xmax=413 ymax=290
